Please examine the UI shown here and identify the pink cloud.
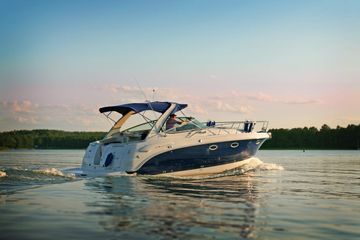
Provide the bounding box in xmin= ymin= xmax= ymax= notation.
xmin=2 ymin=100 xmax=38 ymax=113
xmin=281 ymin=99 xmax=322 ymax=105
xmin=187 ymin=103 xmax=208 ymax=115
xmin=246 ymin=92 xmax=275 ymax=102
xmin=212 ymin=100 xmax=252 ymax=114
xmin=104 ymin=84 xmax=142 ymax=94
xmin=0 ymin=84 xmax=327 ymax=131
xmin=230 ymin=90 xmax=321 ymax=105
xmin=98 ymin=84 xmax=254 ymax=115
xmin=0 ymin=99 xmax=107 ymax=131
xmin=14 ymin=116 xmax=39 ymax=124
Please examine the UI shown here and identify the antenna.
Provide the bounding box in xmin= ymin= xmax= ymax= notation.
xmin=134 ymin=78 xmax=148 ymax=101
xmin=134 ymin=78 xmax=159 ymax=132
xmin=134 ymin=78 xmax=155 ymax=110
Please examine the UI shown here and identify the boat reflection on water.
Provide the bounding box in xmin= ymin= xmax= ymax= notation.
xmin=84 ymin=171 xmax=263 ymax=239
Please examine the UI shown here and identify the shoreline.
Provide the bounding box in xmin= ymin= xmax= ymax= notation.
xmin=1 ymin=148 xmax=358 ymax=151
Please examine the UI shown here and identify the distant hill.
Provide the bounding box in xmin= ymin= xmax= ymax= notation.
xmin=0 ymin=124 xmax=359 ymax=150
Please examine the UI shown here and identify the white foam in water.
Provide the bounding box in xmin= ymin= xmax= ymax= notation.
xmin=241 ymin=157 xmax=284 ymax=171
xmin=0 ymin=170 xmax=6 ymax=178
xmin=239 ymin=157 xmax=264 ymax=172
xmin=33 ymin=168 xmax=75 ymax=178
xmin=256 ymin=163 xmax=284 ymax=171
xmin=34 ymin=168 xmax=64 ymax=176
xmin=164 ymin=157 xmax=280 ymax=180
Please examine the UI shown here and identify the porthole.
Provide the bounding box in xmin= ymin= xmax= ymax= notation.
xmin=230 ymin=142 xmax=239 ymax=148
xmin=209 ymin=144 xmax=218 ymax=151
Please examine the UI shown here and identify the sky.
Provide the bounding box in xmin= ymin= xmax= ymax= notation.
xmin=0 ymin=0 xmax=359 ymax=131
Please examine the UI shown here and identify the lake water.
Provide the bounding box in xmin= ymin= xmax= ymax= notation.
xmin=0 ymin=150 xmax=359 ymax=239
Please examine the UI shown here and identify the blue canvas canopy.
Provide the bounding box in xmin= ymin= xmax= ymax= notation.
xmin=99 ymin=101 xmax=188 ymax=115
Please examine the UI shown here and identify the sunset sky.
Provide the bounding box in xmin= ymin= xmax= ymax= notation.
xmin=0 ymin=0 xmax=359 ymax=131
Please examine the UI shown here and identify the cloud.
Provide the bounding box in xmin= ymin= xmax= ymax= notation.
xmin=186 ymin=103 xmax=208 ymax=115
xmin=14 ymin=116 xmax=39 ymax=124
xmin=98 ymin=84 xmax=253 ymax=116
xmin=0 ymin=85 xmax=324 ymax=131
xmin=104 ymin=84 xmax=142 ymax=94
xmin=0 ymin=100 xmax=40 ymax=126
xmin=2 ymin=100 xmax=38 ymax=113
xmin=245 ymin=92 xmax=275 ymax=102
xmin=281 ymin=99 xmax=322 ymax=105
xmin=0 ymin=100 xmax=106 ymax=131
xmin=230 ymin=90 xmax=321 ymax=105
xmin=212 ymin=100 xmax=252 ymax=114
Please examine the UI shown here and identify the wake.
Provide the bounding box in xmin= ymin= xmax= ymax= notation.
xmin=153 ymin=157 xmax=284 ymax=180
xmin=0 ymin=167 xmax=76 ymax=180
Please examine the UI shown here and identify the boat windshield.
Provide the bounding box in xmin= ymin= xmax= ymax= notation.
xmin=103 ymin=110 xmax=206 ymax=139
xmin=122 ymin=120 xmax=156 ymax=133
xmin=104 ymin=111 xmax=161 ymax=139
xmin=164 ymin=117 xmax=206 ymax=133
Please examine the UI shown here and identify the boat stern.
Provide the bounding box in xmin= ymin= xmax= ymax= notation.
xmin=80 ymin=141 xmax=137 ymax=176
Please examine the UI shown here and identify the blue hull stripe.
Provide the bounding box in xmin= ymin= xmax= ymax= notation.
xmin=135 ymin=139 xmax=266 ymax=175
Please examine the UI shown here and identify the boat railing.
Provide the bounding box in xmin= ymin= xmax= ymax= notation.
xmin=203 ymin=120 xmax=269 ymax=135
xmin=165 ymin=119 xmax=269 ymax=137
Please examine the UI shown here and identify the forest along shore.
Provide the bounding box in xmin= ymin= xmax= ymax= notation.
xmin=0 ymin=130 xmax=105 ymax=150
xmin=0 ymin=124 xmax=359 ymax=150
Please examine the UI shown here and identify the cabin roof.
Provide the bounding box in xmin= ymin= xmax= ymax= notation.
xmin=99 ymin=101 xmax=188 ymax=115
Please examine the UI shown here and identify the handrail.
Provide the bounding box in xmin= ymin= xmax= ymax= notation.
xmin=203 ymin=120 xmax=269 ymax=133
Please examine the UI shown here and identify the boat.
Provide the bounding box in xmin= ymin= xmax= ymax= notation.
xmin=70 ymin=101 xmax=271 ymax=177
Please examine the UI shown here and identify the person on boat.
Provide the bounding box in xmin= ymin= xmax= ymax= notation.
xmin=166 ymin=114 xmax=184 ymax=130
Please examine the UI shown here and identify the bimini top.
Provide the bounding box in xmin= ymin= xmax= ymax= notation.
xmin=99 ymin=101 xmax=188 ymax=115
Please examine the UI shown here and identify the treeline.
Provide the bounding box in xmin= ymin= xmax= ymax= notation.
xmin=261 ymin=124 xmax=360 ymax=150
xmin=0 ymin=124 xmax=359 ymax=150
xmin=0 ymin=129 xmax=106 ymax=149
